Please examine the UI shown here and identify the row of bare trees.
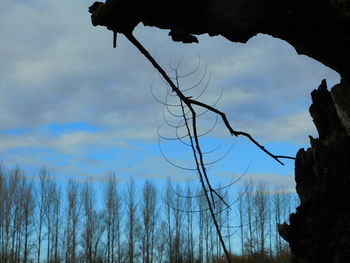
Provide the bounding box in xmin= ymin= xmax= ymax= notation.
xmin=0 ymin=165 xmax=298 ymax=263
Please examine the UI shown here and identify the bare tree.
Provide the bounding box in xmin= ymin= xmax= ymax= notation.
xmin=22 ymin=178 xmax=35 ymax=263
xmin=238 ymin=187 xmax=245 ymax=257
xmin=155 ymin=221 xmax=167 ymax=263
xmin=254 ymin=181 xmax=269 ymax=254
xmin=173 ymin=184 xmax=184 ymax=263
xmin=126 ymin=178 xmax=137 ymax=263
xmin=185 ymin=184 xmax=195 ymax=263
xmin=197 ymin=191 xmax=205 ymax=263
xmin=35 ymin=167 xmax=51 ymax=263
xmin=5 ymin=168 xmax=19 ymax=263
xmin=280 ymin=191 xmax=292 ymax=254
xmin=104 ymin=173 xmax=123 ymax=263
xmin=225 ymin=190 xmax=232 ymax=255
xmin=92 ymin=211 xmax=105 ymax=262
xmin=45 ymin=180 xmax=61 ymax=263
xmin=9 ymin=167 xmax=29 ymax=263
xmin=273 ymin=190 xmax=289 ymax=257
xmin=271 ymin=189 xmax=294 ymax=257
xmin=1 ymin=167 xmax=35 ymax=263
xmin=82 ymin=179 xmax=95 ymax=263
xmin=214 ymin=185 xmax=226 ymax=260
xmin=139 ymin=180 xmax=158 ymax=263
xmin=267 ymin=192 xmax=273 ymax=260
xmin=51 ymin=184 xmax=61 ymax=263
xmin=164 ymin=180 xmax=174 ymax=263
xmin=244 ymin=179 xmax=254 ymax=255
xmin=204 ymin=202 xmax=211 ymax=263
xmin=65 ymin=179 xmax=80 ymax=263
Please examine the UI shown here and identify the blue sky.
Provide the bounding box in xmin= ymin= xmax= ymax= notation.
xmin=0 ymin=0 xmax=341 ymax=191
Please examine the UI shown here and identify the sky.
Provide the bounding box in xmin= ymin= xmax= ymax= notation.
xmin=0 ymin=0 xmax=341 ymax=192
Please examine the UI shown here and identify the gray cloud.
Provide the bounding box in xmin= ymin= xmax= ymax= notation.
xmin=0 ymin=1 xmax=339 ymax=135
xmin=245 ymin=173 xmax=296 ymax=193
xmin=0 ymin=0 xmax=341 ymax=179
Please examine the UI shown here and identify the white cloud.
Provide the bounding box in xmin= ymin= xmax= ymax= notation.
xmin=0 ymin=129 xmax=150 ymax=154
xmin=236 ymin=110 xmax=317 ymax=144
xmin=0 ymin=0 xmax=341 ymax=179
xmin=243 ymin=173 xmax=296 ymax=193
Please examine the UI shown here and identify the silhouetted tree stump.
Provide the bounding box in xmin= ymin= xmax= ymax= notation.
xmin=279 ymin=79 xmax=350 ymax=263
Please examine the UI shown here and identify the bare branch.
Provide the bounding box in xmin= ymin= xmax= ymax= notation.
xmin=124 ymin=33 xmax=293 ymax=165
xmin=123 ymin=32 xmax=296 ymax=263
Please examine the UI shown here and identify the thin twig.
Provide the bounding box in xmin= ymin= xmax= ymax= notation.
xmin=124 ymin=32 xmax=294 ymax=165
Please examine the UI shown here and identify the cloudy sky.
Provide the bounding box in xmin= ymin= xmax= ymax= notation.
xmin=0 ymin=0 xmax=340 ymax=190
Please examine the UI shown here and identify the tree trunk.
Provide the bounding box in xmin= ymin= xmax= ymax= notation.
xmin=279 ymin=79 xmax=350 ymax=263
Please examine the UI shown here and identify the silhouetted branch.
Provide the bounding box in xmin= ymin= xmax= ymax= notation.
xmin=123 ymin=31 xmax=297 ymax=263
xmin=124 ymin=32 xmax=294 ymax=165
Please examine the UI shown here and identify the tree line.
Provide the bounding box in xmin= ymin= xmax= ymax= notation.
xmin=0 ymin=165 xmax=298 ymax=263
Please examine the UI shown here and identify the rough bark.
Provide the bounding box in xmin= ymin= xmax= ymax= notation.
xmin=88 ymin=1 xmax=350 ymax=262
xmin=279 ymin=79 xmax=350 ymax=263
